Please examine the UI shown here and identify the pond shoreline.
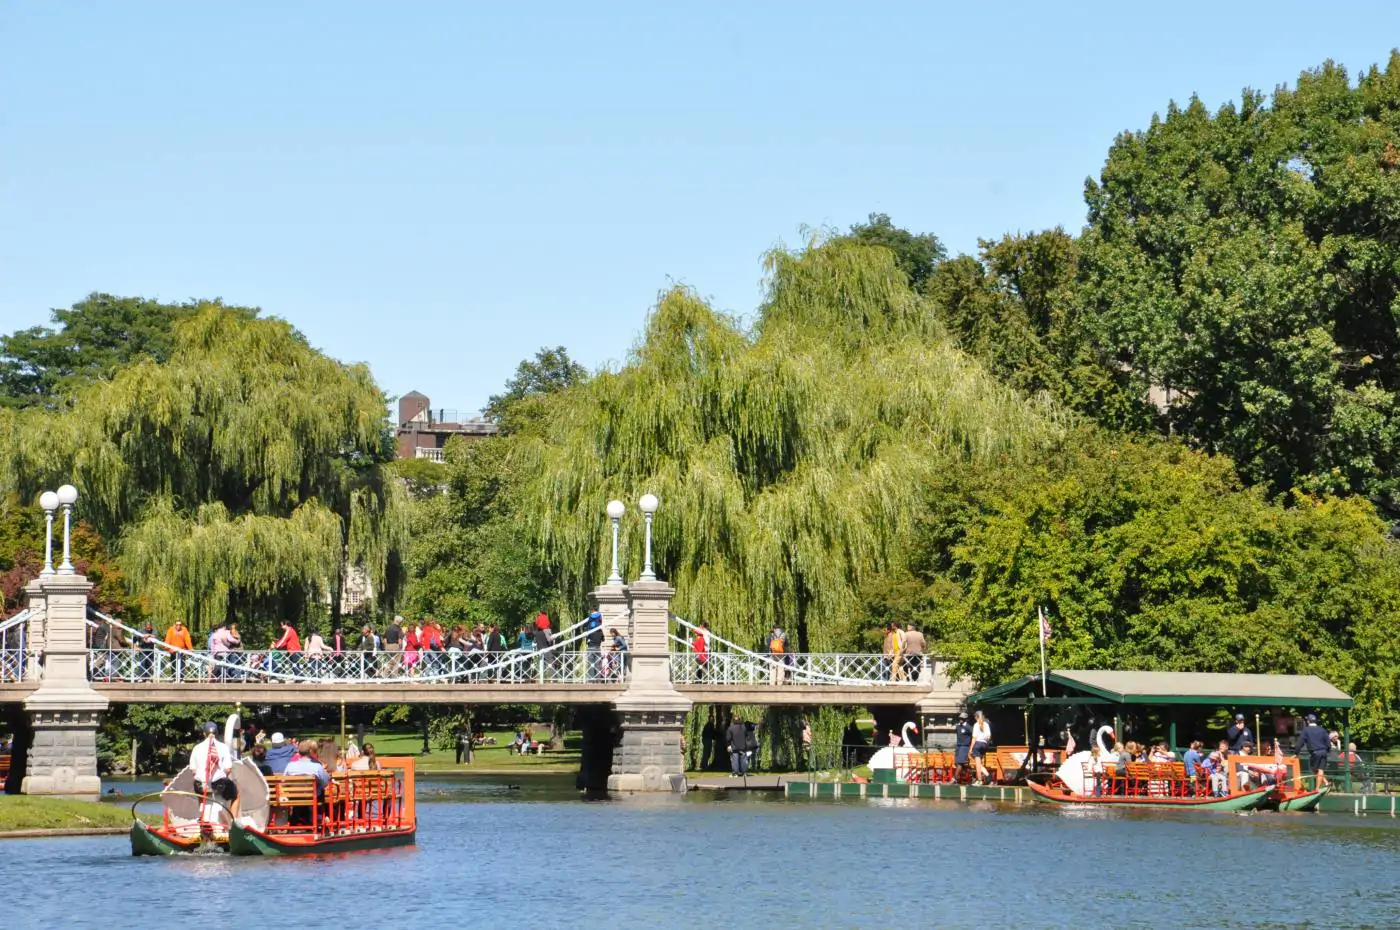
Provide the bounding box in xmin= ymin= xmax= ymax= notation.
xmin=0 ymin=826 xmax=128 ymax=840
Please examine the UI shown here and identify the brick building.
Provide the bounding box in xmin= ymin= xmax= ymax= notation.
xmin=394 ymin=390 xmax=499 ymax=460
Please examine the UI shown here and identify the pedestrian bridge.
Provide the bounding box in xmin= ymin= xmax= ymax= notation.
xmin=0 ymin=610 xmax=961 ymax=707
xmin=3 ymin=568 xmax=972 ymax=796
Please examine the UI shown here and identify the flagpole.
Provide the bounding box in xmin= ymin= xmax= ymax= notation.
xmin=1038 ymin=606 xmax=1048 ymax=697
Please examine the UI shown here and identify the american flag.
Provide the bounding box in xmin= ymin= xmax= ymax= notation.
xmin=1038 ymin=606 xmax=1052 ymax=645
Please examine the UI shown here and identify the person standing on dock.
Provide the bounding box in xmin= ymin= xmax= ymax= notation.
xmin=1227 ymin=714 xmax=1253 ymax=754
xmin=954 ymin=711 xmax=973 ymax=781
xmin=971 ymin=710 xmax=992 ymax=784
xmin=726 ymin=716 xmax=749 ymax=777
xmin=1294 ymin=713 xmax=1330 ymax=787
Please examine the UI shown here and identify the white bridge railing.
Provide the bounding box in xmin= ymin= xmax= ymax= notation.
xmin=0 ymin=608 xmax=33 ymax=683
xmin=84 ymin=611 xmax=628 ymax=686
xmin=669 ymin=615 xmax=930 ymax=686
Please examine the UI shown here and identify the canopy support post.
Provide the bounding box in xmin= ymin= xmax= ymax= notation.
xmin=1343 ymin=710 xmax=1351 ymax=793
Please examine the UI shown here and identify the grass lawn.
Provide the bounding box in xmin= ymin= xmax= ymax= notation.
xmin=0 ymin=796 xmax=135 ymax=832
xmin=309 ymin=727 xmax=582 ymax=775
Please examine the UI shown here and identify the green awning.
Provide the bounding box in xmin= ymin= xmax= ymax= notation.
xmin=967 ymin=669 xmax=1353 ymax=709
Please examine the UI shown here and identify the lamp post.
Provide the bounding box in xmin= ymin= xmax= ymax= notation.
xmin=39 ymin=490 xmax=59 ymax=576
xmin=57 ymin=483 xmax=78 ymax=574
xmin=606 ymin=499 xmax=626 ymax=585
xmin=638 ymin=493 xmax=659 ymax=581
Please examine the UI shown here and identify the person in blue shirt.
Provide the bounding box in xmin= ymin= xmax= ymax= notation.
xmin=1294 ymin=713 xmax=1331 ymax=786
xmin=1182 ymin=740 xmax=1205 ymax=793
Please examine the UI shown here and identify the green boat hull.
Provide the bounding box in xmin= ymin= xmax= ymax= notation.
xmin=228 ymin=821 xmax=416 ymax=857
xmin=1276 ymin=786 xmax=1329 ymax=812
xmin=130 ymin=820 xmax=227 ymax=856
xmin=1028 ymin=780 xmax=1269 ymax=811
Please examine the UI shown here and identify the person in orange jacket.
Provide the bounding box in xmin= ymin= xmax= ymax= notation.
xmin=162 ymin=620 xmax=194 ymax=681
xmin=164 ymin=620 xmax=193 ymax=651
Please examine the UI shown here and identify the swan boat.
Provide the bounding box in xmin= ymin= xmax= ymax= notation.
xmin=1028 ymin=726 xmax=1270 ymax=811
xmin=132 ymin=715 xmax=417 ymax=856
xmin=869 ymin=722 xmax=920 ymax=784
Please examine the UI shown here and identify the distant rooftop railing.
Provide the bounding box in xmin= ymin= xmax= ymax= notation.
xmin=399 ymin=409 xmax=499 ymax=434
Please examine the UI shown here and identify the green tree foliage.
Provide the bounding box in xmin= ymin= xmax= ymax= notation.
xmin=1081 ymin=54 xmax=1400 ymax=511
xmin=897 ymin=433 xmax=1400 ymax=743
xmin=482 ymin=346 xmax=589 ymax=434
xmin=514 ymin=237 xmax=1058 ymax=649
xmin=0 ymin=293 xmax=257 ymax=409
xmin=400 ymin=435 xmax=555 ymax=630
xmin=0 ymin=493 xmax=135 ymax=617
xmin=928 ymin=230 xmax=1151 ymax=430
xmin=0 ymin=309 xmax=408 ymax=637
xmin=841 ymin=213 xmax=946 ymax=292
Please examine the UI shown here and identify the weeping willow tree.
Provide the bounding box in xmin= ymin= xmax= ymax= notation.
xmin=516 ymin=236 xmax=1061 ymax=651
xmin=0 ymin=308 xmax=408 ymax=635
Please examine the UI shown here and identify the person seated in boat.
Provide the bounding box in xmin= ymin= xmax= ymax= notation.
xmin=251 ymin=744 xmax=274 ymax=776
xmin=351 ymin=742 xmax=380 ymax=771
xmin=1236 ymin=744 xmax=1257 ymax=790
xmin=284 ymin=739 xmax=332 ymax=826
xmin=1201 ymin=750 xmax=1228 ymax=797
xmin=1148 ymin=742 xmax=1175 ymax=763
xmin=1182 ymin=741 xmax=1205 ymax=794
xmin=190 ymin=721 xmax=241 ymax=822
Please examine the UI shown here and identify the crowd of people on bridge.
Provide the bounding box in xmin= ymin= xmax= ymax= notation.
xmin=85 ymin=611 xmax=631 ymax=683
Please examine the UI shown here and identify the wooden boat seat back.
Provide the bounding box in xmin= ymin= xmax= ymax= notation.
xmin=265 ymin=774 xmax=320 ymax=805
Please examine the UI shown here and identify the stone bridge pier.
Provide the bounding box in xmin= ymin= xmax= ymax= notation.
xmin=18 ymin=572 xmax=109 ymax=800
xmin=591 ymin=577 xmax=691 ymax=793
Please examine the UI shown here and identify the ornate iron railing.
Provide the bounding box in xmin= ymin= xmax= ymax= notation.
xmin=0 ymin=608 xmax=32 ymax=683
xmin=84 ymin=611 xmax=626 ymax=686
xmin=669 ymin=615 xmax=930 ymax=686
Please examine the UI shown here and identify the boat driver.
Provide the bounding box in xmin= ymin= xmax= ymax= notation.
xmin=190 ymin=721 xmax=240 ymax=822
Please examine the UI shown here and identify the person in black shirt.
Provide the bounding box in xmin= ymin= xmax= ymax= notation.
xmin=1294 ymin=713 xmax=1331 ymax=786
xmin=953 ymin=711 xmax=974 ymax=781
xmin=1226 ymin=714 xmax=1254 ymax=754
xmin=726 ymin=717 xmax=749 ymax=776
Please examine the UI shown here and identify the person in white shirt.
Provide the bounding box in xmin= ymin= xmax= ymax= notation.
xmin=971 ymin=710 xmax=993 ymax=784
xmin=189 ymin=721 xmax=240 ymax=820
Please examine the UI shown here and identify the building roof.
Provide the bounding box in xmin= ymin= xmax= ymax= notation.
xmin=401 ymin=390 xmax=428 ymax=400
xmin=967 ymin=669 xmax=1353 ymax=709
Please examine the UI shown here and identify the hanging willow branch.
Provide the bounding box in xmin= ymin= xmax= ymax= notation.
xmin=515 ymin=237 xmax=1063 ymax=650
xmin=0 ymin=309 xmax=408 ymax=632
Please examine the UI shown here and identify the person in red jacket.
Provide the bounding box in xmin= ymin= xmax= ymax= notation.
xmin=272 ymin=622 xmax=302 ymax=652
xmin=691 ymin=623 xmax=710 ymax=681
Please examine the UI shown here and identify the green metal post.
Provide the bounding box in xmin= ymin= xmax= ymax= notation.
xmin=1343 ymin=710 xmax=1351 ymax=793
xmin=1169 ymin=719 xmax=1177 ymax=757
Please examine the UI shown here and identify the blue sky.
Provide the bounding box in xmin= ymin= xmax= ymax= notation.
xmin=3 ymin=2 xmax=1398 ymax=414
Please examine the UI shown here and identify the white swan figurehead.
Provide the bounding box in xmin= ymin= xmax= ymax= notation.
xmin=869 ymin=722 xmax=921 ymax=782
xmin=1054 ymin=725 xmax=1115 ymax=796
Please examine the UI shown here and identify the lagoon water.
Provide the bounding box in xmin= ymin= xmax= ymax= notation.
xmin=2 ymin=776 xmax=1398 ymax=930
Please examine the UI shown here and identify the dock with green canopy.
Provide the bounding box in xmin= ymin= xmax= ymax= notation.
xmin=965 ymin=669 xmax=1356 ymax=789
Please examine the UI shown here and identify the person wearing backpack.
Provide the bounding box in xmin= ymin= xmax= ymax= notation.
xmin=767 ymin=626 xmax=789 ymax=685
xmin=584 ymin=612 xmax=605 ymax=680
